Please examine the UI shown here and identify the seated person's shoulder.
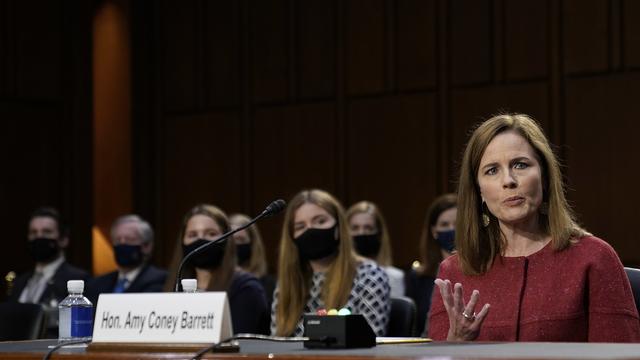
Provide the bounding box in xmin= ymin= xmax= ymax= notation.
xmin=144 ymin=265 xmax=168 ymax=280
xmin=59 ymin=262 xmax=90 ymax=280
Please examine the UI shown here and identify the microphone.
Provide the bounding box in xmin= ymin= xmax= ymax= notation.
xmin=174 ymin=199 xmax=287 ymax=292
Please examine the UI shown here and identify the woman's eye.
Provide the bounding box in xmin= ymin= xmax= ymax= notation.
xmin=514 ymin=162 xmax=528 ymax=169
xmin=485 ymin=167 xmax=497 ymax=175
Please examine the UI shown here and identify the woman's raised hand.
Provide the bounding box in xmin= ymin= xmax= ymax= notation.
xmin=434 ymin=278 xmax=490 ymax=341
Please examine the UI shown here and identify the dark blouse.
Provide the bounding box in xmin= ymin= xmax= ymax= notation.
xmin=404 ymin=269 xmax=435 ymax=336
xmin=228 ymin=271 xmax=270 ymax=335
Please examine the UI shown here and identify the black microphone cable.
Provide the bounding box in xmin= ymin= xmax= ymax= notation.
xmin=190 ymin=334 xmax=309 ymax=360
xmin=42 ymin=339 xmax=92 ymax=360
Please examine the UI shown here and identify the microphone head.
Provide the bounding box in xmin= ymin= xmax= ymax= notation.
xmin=264 ymin=199 xmax=287 ymax=217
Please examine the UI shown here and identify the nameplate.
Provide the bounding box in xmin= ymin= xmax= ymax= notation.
xmin=92 ymin=292 xmax=232 ymax=344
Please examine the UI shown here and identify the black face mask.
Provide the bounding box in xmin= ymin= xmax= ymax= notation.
xmin=293 ymin=226 xmax=339 ymax=261
xmin=236 ymin=243 xmax=252 ymax=265
xmin=183 ymin=238 xmax=227 ymax=269
xmin=114 ymin=244 xmax=144 ymax=268
xmin=435 ymin=229 xmax=456 ymax=253
xmin=28 ymin=238 xmax=59 ymax=263
xmin=353 ymin=233 xmax=381 ymax=258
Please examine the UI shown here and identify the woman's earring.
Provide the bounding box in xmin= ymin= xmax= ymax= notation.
xmin=482 ymin=201 xmax=490 ymax=227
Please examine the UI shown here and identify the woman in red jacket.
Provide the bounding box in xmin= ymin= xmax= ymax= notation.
xmin=428 ymin=113 xmax=640 ymax=342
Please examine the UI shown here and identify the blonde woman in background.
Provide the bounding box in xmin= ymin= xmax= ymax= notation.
xmin=271 ymin=189 xmax=391 ymax=336
xmin=346 ymin=201 xmax=404 ymax=297
xmin=229 ymin=213 xmax=276 ymax=307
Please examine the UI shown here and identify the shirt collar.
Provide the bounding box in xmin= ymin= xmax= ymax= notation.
xmin=35 ymin=255 xmax=65 ymax=279
xmin=118 ymin=264 xmax=144 ymax=284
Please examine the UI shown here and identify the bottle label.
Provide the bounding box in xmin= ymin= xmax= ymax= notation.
xmin=71 ymin=307 xmax=94 ymax=337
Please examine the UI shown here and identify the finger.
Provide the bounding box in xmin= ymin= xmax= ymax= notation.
xmin=472 ymin=303 xmax=491 ymax=326
xmin=453 ymin=282 xmax=464 ymax=313
xmin=435 ymin=279 xmax=454 ymax=310
xmin=463 ymin=289 xmax=480 ymax=318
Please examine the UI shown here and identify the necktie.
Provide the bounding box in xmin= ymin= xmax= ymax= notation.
xmin=113 ymin=278 xmax=128 ymax=293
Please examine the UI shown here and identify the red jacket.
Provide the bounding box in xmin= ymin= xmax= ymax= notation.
xmin=428 ymin=236 xmax=640 ymax=342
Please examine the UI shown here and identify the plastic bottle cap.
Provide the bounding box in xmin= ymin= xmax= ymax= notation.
xmin=181 ymin=279 xmax=198 ymax=292
xmin=67 ymin=280 xmax=84 ymax=293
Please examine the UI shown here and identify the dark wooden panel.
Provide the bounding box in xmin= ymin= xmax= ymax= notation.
xmin=162 ymin=0 xmax=198 ymax=112
xmin=624 ymin=0 xmax=640 ymax=68
xmin=297 ymin=0 xmax=336 ymax=99
xmin=251 ymin=103 xmax=338 ymax=269
xmin=346 ymin=0 xmax=386 ymax=95
xmin=563 ymin=0 xmax=608 ymax=74
xmin=346 ymin=94 xmax=438 ymax=267
xmin=565 ymin=73 xmax=640 ymax=265
xmin=14 ymin=0 xmax=62 ymax=99
xmin=203 ymin=1 xmax=241 ymax=108
xmin=250 ymin=0 xmax=289 ymax=103
xmin=159 ymin=112 xmax=245 ymax=265
xmin=396 ymin=0 xmax=437 ymax=90
xmin=450 ymin=82 xmax=549 ymax=167
xmin=0 ymin=105 xmax=64 ymax=277
xmin=451 ymin=0 xmax=492 ymax=85
xmin=504 ymin=0 xmax=548 ymax=80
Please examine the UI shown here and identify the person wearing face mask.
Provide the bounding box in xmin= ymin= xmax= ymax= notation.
xmin=229 ymin=213 xmax=276 ymax=309
xmin=404 ymin=193 xmax=457 ymax=336
xmin=86 ymin=215 xmax=167 ymax=305
xmin=346 ymin=201 xmax=404 ymax=298
xmin=163 ymin=205 xmax=270 ymax=335
xmin=8 ymin=207 xmax=90 ymax=338
xmin=271 ymin=189 xmax=391 ymax=337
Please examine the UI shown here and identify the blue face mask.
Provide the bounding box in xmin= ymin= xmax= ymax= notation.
xmin=435 ymin=229 xmax=455 ymax=253
xmin=114 ymin=244 xmax=144 ymax=267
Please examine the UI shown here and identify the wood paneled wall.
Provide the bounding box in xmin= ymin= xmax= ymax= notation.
xmin=129 ymin=0 xmax=640 ymax=270
xmin=0 ymin=0 xmax=93 ymax=284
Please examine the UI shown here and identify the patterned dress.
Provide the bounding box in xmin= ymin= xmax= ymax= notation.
xmin=271 ymin=260 xmax=391 ymax=336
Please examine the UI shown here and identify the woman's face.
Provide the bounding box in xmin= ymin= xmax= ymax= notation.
xmin=292 ymin=203 xmax=337 ymax=238
xmin=349 ymin=212 xmax=378 ymax=236
xmin=229 ymin=219 xmax=251 ymax=245
xmin=431 ymin=207 xmax=457 ymax=238
xmin=183 ymin=214 xmax=223 ymax=245
xmin=477 ymin=130 xmax=543 ymax=229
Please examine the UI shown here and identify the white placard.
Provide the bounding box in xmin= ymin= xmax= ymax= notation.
xmin=92 ymin=292 xmax=232 ymax=344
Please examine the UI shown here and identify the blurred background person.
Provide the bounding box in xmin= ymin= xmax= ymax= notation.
xmin=405 ymin=193 xmax=457 ymax=336
xmin=229 ymin=213 xmax=276 ymax=308
xmin=8 ymin=207 xmax=89 ymax=338
xmin=272 ymin=189 xmax=391 ymax=336
xmin=429 ymin=114 xmax=640 ymax=342
xmin=86 ymin=215 xmax=167 ymax=305
xmin=346 ymin=201 xmax=404 ymax=297
xmin=164 ymin=204 xmax=269 ymax=334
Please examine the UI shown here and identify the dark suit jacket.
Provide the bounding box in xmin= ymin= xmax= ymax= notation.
xmin=8 ymin=261 xmax=90 ymax=305
xmin=86 ymin=264 xmax=167 ymax=305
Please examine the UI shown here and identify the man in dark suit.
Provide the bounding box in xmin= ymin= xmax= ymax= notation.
xmin=8 ymin=207 xmax=90 ymax=337
xmin=86 ymin=215 xmax=167 ymax=305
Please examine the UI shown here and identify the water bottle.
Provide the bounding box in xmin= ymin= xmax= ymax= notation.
xmin=181 ymin=278 xmax=198 ymax=293
xmin=58 ymin=280 xmax=93 ymax=342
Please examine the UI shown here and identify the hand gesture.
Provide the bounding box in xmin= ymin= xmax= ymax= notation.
xmin=434 ymin=278 xmax=490 ymax=341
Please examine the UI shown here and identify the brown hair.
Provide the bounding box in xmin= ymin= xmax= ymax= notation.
xmin=274 ymin=189 xmax=357 ymax=336
xmin=457 ymin=113 xmax=588 ymax=275
xmin=229 ymin=213 xmax=268 ymax=278
xmin=163 ymin=204 xmax=237 ymax=291
xmin=417 ymin=193 xmax=457 ymax=277
xmin=346 ymin=201 xmax=394 ymax=267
